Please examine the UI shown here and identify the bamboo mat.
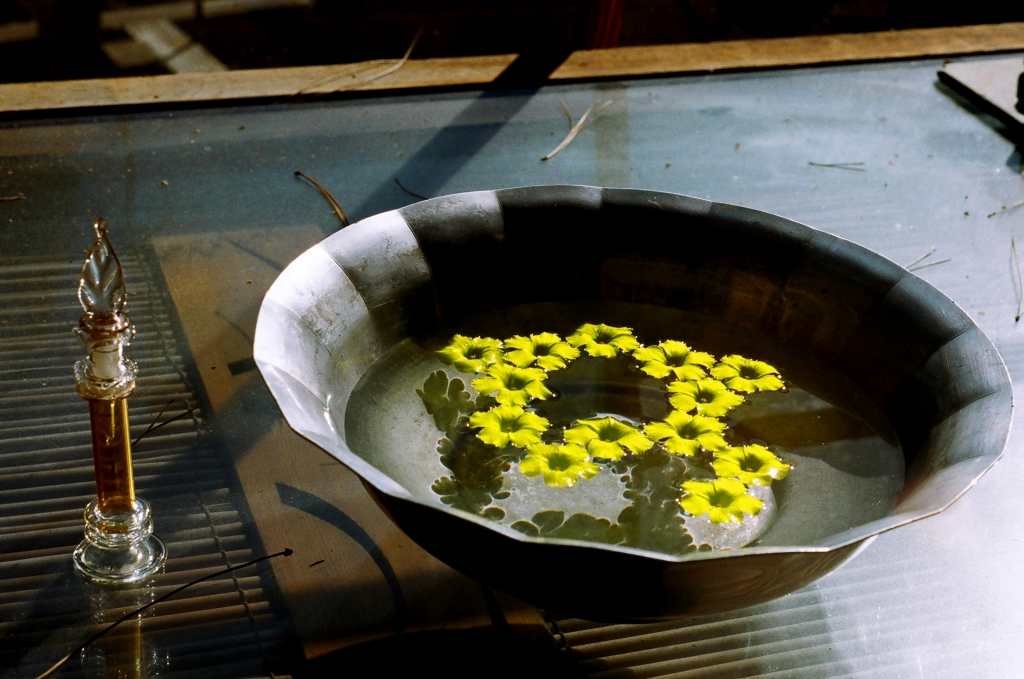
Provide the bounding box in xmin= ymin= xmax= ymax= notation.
xmin=0 ymin=250 xmax=297 ymax=678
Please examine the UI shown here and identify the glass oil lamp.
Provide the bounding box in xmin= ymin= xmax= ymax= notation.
xmin=72 ymin=218 xmax=166 ymax=583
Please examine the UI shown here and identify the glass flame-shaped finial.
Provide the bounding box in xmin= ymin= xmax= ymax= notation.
xmin=74 ymin=218 xmax=136 ymax=401
xmin=78 ymin=217 xmax=127 ymax=325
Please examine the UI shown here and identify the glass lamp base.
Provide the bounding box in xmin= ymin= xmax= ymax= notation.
xmin=73 ymin=497 xmax=166 ymax=584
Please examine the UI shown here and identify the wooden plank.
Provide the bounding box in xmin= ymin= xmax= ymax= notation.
xmin=0 ymin=54 xmax=518 ymax=113
xmin=2 ymin=23 xmax=1022 ymax=114
xmin=551 ymin=22 xmax=1024 ymax=79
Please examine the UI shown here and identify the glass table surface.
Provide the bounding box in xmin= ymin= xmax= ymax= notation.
xmin=2 ymin=54 xmax=1024 ymax=678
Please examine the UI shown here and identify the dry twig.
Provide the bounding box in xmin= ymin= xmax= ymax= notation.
xmin=295 ymin=26 xmax=422 ymax=97
xmin=295 ymin=171 xmax=349 ymax=226
xmin=0 ymin=192 xmax=25 ymax=201
xmin=541 ymin=100 xmax=613 ymax=161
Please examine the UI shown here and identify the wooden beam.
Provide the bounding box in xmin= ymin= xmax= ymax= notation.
xmin=551 ymin=22 xmax=1024 ymax=79
xmin=0 ymin=54 xmax=518 ymax=113
xmin=1 ymin=23 xmax=1022 ymax=114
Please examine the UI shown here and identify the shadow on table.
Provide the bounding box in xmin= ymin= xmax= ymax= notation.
xmin=300 ymin=622 xmax=575 ymax=679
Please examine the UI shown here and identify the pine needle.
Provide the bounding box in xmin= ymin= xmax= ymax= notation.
xmin=808 ymin=162 xmax=866 ymax=172
xmin=295 ymin=171 xmax=349 ymax=226
xmin=558 ymin=99 xmax=574 ymax=129
xmin=295 ymin=26 xmax=422 ymax=97
xmin=907 ymin=258 xmax=950 ymax=272
xmin=1013 ymin=237 xmax=1023 ymax=323
xmin=394 ymin=178 xmax=428 ymax=200
xmin=904 ymin=247 xmax=936 ymax=269
xmin=541 ymin=100 xmax=613 ymax=161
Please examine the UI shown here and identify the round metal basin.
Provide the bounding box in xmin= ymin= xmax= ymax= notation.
xmin=253 ymin=186 xmax=1011 ymax=621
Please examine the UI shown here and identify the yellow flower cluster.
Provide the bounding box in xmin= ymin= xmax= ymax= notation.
xmin=434 ymin=324 xmax=792 ymax=523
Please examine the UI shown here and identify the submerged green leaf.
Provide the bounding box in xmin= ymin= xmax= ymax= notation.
xmin=667 ymin=378 xmax=744 ymax=417
xmin=566 ymin=323 xmax=640 ymax=358
xmin=710 ymin=355 xmax=784 ymax=393
xmin=472 ymin=363 xmax=552 ymax=406
xmin=633 ymin=340 xmax=715 ymax=381
xmin=712 ymin=444 xmax=791 ymax=486
xmin=645 ymin=410 xmax=727 ymax=456
xmin=564 ymin=416 xmax=653 ymax=460
xmin=680 ymin=478 xmax=763 ymax=524
xmin=520 ymin=444 xmax=599 ymax=487
xmin=469 ymin=404 xmax=549 ymax=449
xmin=504 ymin=332 xmax=580 ymax=371
xmin=436 ymin=335 xmax=503 ymax=373
xmin=416 ymin=371 xmax=474 ymax=434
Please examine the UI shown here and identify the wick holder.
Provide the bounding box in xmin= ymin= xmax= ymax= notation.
xmin=72 ymin=218 xmax=165 ymax=584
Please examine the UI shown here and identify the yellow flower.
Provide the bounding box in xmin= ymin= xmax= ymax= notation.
xmin=436 ymin=335 xmax=502 ymax=373
xmin=710 ymin=355 xmax=784 ymax=393
xmin=633 ymin=340 xmax=715 ymax=381
xmin=680 ymin=478 xmax=763 ymax=524
xmin=566 ymin=323 xmax=640 ymax=358
xmin=564 ymin=416 xmax=653 ymax=460
xmin=468 ymin=405 xmax=550 ymax=449
xmin=667 ymin=378 xmax=744 ymax=417
xmin=519 ymin=444 xmax=599 ymax=487
xmin=712 ymin=445 xmax=791 ymax=486
xmin=472 ymin=364 xmax=552 ymax=406
xmin=504 ymin=332 xmax=580 ymax=371
xmin=644 ymin=410 xmax=727 ymax=456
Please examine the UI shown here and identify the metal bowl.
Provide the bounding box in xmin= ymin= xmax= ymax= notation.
xmin=253 ymin=186 xmax=1011 ymax=621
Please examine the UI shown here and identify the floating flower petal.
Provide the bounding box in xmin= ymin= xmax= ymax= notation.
xmin=504 ymin=332 xmax=580 ymax=371
xmin=437 ymin=335 xmax=503 ymax=373
xmin=710 ymin=355 xmax=784 ymax=393
xmin=712 ymin=444 xmax=791 ymax=486
xmin=645 ymin=410 xmax=727 ymax=456
xmin=519 ymin=444 xmax=599 ymax=487
xmin=680 ymin=478 xmax=763 ymax=524
xmin=472 ymin=364 xmax=553 ymax=406
xmin=633 ymin=340 xmax=715 ymax=381
xmin=667 ymin=379 xmax=744 ymax=417
xmin=468 ymin=405 xmax=549 ymax=449
xmin=564 ymin=416 xmax=653 ymax=460
xmin=566 ymin=323 xmax=640 ymax=358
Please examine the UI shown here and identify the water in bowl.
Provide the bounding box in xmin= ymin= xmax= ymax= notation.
xmin=345 ymin=301 xmax=904 ymax=556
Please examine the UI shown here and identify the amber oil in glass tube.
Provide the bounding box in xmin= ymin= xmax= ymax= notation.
xmin=88 ymin=397 xmax=135 ymax=516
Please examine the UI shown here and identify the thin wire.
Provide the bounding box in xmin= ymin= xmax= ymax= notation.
xmin=34 ymin=549 xmax=293 ymax=679
xmin=541 ymin=100 xmax=613 ymax=161
xmin=295 ymin=171 xmax=349 ymax=226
